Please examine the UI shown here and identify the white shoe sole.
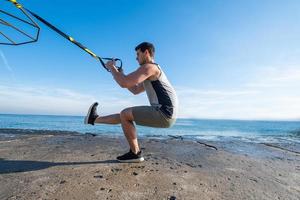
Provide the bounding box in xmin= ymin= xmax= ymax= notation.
xmin=117 ymin=157 xmax=145 ymax=163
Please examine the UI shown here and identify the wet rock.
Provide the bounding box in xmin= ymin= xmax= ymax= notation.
xmin=168 ymin=135 xmax=183 ymax=140
xmin=85 ymin=133 xmax=97 ymax=137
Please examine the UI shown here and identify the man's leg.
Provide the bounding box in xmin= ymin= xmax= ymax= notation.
xmin=94 ymin=114 xmax=121 ymax=124
xmin=85 ymin=102 xmax=121 ymax=125
xmin=85 ymin=103 xmax=143 ymax=162
xmin=120 ymin=108 xmax=140 ymax=154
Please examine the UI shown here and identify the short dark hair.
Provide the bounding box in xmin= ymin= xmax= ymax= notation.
xmin=135 ymin=42 xmax=155 ymax=57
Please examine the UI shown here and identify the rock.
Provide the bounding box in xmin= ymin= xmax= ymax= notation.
xmin=94 ymin=175 xmax=103 ymax=179
xmin=132 ymin=172 xmax=138 ymax=176
xmin=111 ymin=168 xmax=122 ymax=173
xmin=249 ymin=178 xmax=258 ymax=183
xmin=85 ymin=133 xmax=97 ymax=137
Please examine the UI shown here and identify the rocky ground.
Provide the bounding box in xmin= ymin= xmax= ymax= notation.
xmin=0 ymin=129 xmax=299 ymax=200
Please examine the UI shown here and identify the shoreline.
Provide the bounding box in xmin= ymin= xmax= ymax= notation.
xmin=1 ymin=128 xmax=299 ymax=156
xmin=0 ymin=129 xmax=300 ymax=199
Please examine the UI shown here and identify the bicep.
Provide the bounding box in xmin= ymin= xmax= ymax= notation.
xmin=123 ymin=66 xmax=152 ymax=88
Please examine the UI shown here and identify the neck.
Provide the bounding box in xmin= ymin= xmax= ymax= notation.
xmin=145 ymin=58 xmax=154 ymax=64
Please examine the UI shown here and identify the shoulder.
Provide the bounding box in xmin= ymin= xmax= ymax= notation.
xmin=138 ymin=63 xmax=161 ymax=80
xmin=139 ymin=63 xmax=159 ymax=74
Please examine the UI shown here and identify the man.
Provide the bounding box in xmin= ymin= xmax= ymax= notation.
xmin=84 ymin=42 xmax=178 ymax=163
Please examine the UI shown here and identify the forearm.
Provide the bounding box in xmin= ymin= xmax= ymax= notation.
xmin=110 ymin=67 xmax=127 ymax=88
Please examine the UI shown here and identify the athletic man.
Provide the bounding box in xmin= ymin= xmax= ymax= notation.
xmin=84 ymin=42 xmax=178 ymax=162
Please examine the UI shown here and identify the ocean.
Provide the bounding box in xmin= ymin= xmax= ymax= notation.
xmin=0 ymin=114 xmax=299 ymax=143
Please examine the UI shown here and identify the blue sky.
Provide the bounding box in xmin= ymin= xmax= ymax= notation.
xmin=1 ymin=0 xmax=300 ymax=120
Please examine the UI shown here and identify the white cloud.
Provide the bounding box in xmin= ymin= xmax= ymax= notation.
xmin=0 ymin=84 xmax=148 ymax=116
xmin=0 ymin=50 xmax=15 ymax=81
xmin=245 ymin=66 xmax=300 ymax=88
xmin=1 ymin=65 xmax=300 ymax=120
xmin=176 ymin=66 xmax=300 ymax=120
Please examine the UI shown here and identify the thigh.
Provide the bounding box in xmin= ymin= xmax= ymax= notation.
xmin=131 ymin=106 xmax=170 ymax=128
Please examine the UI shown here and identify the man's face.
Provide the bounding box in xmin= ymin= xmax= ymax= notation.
xmin=136 ymin=49 xmax=147 ymax=65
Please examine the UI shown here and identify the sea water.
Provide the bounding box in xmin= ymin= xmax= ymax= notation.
xmin=0 ymin=114 xmax=299 ymax=143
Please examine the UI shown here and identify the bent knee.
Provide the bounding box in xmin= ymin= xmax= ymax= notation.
xmin=120 ymin=108 xmax=134 ymax=121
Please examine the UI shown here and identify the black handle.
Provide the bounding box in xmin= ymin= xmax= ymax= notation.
xmin=98 ymin=57 xmax=123 ymax=72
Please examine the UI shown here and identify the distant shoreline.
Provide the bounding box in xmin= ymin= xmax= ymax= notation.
xmin=1 ymin=113 xmax=299 ymax=122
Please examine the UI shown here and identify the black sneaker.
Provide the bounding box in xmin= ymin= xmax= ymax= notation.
xmin=117 ymin=150 xmax=144 ymax=163
xmin=84 ymin=102 xmax=99 ymax=125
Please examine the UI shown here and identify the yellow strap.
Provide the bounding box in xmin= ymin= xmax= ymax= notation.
xmin=84 ymin=48 xmax=97 ymax=58
xmin=69 ymin=37 xmax=75 ymax=42
xmin=8 ymin=0 xmax=22 ymax=8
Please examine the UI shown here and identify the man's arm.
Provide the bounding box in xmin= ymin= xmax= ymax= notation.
xmin=128 ymin=83 xmax=145 ymax=95
xmin=109 ymin=64 xmax=156 ymax=89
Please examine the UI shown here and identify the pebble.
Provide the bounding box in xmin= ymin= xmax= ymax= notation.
xmin=132 ymin=172 xmax=138 ymax=176
xmin=111 ymin=168 xmax=122 ymax=172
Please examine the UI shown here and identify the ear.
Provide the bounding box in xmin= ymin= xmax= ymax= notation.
xmin=144 ymin=49 xmax=150 ymax=56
